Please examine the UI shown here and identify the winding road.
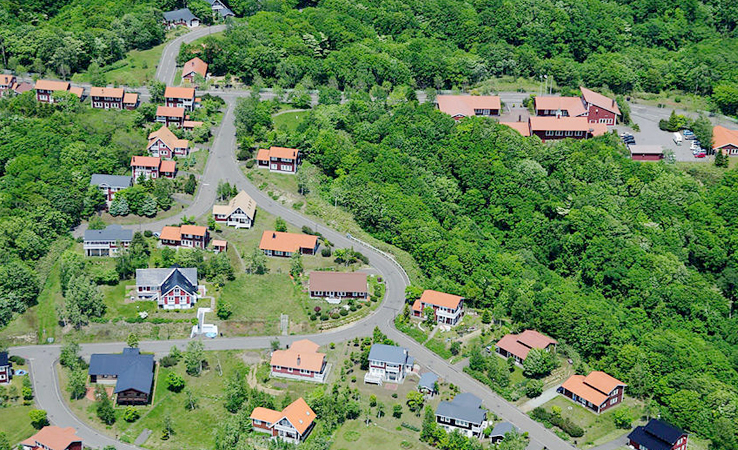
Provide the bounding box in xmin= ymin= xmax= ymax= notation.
xmin=12 ymin=26 xmax=579 ymax=450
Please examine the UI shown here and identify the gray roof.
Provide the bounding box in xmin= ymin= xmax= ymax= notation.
xmin=435 ymin=393 xmax=486 ymax=425
xmin=84 ymin=224 xmax=133 ymax=242
xmin=88 ymin=348 xmax=154 ymax=394
xmin=205 ymin=0 xmax=235 ymax=16
xmin=163 ymin=8 xmax=198 ymax=22
xmin=368 ymin=344 xmax=411 ymax=365
xmin=0 ymin=351 xmax=8 ymax=367
xmin=160 ymin=267 xmax=198 ymax=296
xmin=491 ymin=422 xmax=518 ymax=438
xmin=136 ymin=266 xmax=197 ymax=287
xmin=418 ymin=372 xmax=438 ymax=390
xmin=90 ymin=174 xmax=132 ymax=189
xmin=629 ymin=145 xmax=664 ymax=155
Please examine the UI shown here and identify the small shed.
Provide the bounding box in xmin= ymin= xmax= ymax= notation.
xmin=418 ymin=372 xmax=439 ymax=395
xmin=629 ymin=145 xmax=664 ymax=161
xmin=213 ymin=240 xmax=227 ymax=254
xmin=490 ymin=422 xmax=518 ymax=443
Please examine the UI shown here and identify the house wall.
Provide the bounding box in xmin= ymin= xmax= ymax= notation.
xmin=532 ymin=130 xmax=587 ymax=141
xmin=0 ymin=364 xmax=11 ymax=383
xmin=271 ymin=365 xmax=318 ymax=379
xmin=37 ymin=89 xmax=55 ymax=103
xmin=132 ymin=166 xmax=158 ymax=181
xmin=310 ymin=290 xmax=367 ymax=299
xmin=269 ymin=157 xmax=297 ymax=173
xmin=160 ymin=287 xmax=196 ymax=309
xmin=598 ymin=386 xmax=624 ymax=413
xmin=586 ymin=106 xmax=617 ymax=125
xmin=116 ymin=388 xmax=149 ymax=405
xmin=166 ymin=97 xmax=194 ymax=111
xmin=91 ymin=97 xmax=123 ymax=109
xmin=718 ymin=144 xmax=738 ymax=156
xmin=252 ymin=420 xmax=273 ymax=433
xmin=631 ymin=153 xmax=663 ymax=161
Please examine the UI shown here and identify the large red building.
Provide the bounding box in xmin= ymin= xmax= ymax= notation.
xmin=580 ymin=87 xmax=620 ymax=125
xmin=559 ymin=371 xmax=626 ymax=413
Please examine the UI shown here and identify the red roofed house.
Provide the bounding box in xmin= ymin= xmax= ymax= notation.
xmin=270 ymin=339 xmax=328 ymax=382
xmin=148 ymin=126 xmax=189 ymax=158
xmin=165 ymin=86 xmax=196 ymax=111
xmin=182 ymin=57 xmax=208 ymax=83
xmin=156 ymin=106 xmax=186 ymax=127
xmin=256 ymin=147 xmax=301 ymax=173
xmin=123 ymin=92 xmax=139 ymax=110
xmin=131 ymin=156 xmax=176 ymax=182
xmin=212 ymin=239 xmax=227 ymax=254
xmin=21 ymin=426 xmax=83 ymax=450
xmin=713 ymin=126 xmax=738 ymax=156
xmin=0 ymin=74 xmax=16 ymax=96
xmin=580 ymin=87 xmax=620 ymax=125
xmin=495 ymin=330 xmax=557 ymax=365
xmin=35 ymin=79 xmax=78 ymax=103
xmin=534 ymin=96 xmax=588 ymax=118
xmin=159 ymin=225 xmax=209 ymax=249
xmin=250 ymin=398 xmax=316 ymax=443
xmin=90 ymin=87 xmax=125 ymax=109
xmin=260 ymin=231 xmax=318 ymax=257
xmin=436 ymin=95 xmax=501 ymax=120
xmin=183 ymin=120 xmax=204 ymax=131
xmin=559 ymin=371 xmax=626 ymax=413
xmin=411 ymin=290 xmax=464 ymax=326
xmin=500 ymin=121 xmax=531 ymax=137
xmin=308 ymin=271 xmax=368 ymax=301
xmin=529 ymin=116 xmax=607 ymax=142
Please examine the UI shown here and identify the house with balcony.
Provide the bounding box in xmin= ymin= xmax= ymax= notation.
xmin=159 ymin=225 xmax=209 ymax=249
xmin=308 ymin=271 xmax=368 ymax=303
xmin=259 ymin=231 xmax=318 ymax=257
xmin=436 ymin=95 xmax=501 ymax=120
xmin=165 ymin=86 xmax=196 ymax=111
xmin=90 ymin=87 xmax=125 ymax=109
xmin=364 ymin=344 xmax=414 ymax=384
xmin=435 ymin=393 xmax=488 ymax=438
xmin=35 ymin=79 xmax=82 ymax=103
xmin=495 ymin=329 xmax=557 ymax=365
xmin=136 ymin=266 xmax=199 ymax=309
xmin=131 ymin=156 xmax=176 ymax=182
xmin=411 ymin=289 xmax=464 ymax=326
xmin=559 ymin=371 xmax=626 ymax=414
xmin=88 ymin=348 xmax=154 ymax=405
xmin=628 ymin=419 xmax=688 ymax=450
xmin=250 ymin=398 xmax=316 ymax=444
xmin=147 ymin=126 xmax=189 ymax=158
xmin=270 ymin=339 xmax=328 ymax=383
xmin=83 ymin=225 xmax=133 ymax=257
xmin=256 ymin=147 xmax=300 ymax=173
xmin=21 ymin=426 xmax=83 ymax=450
xmin=212 ymin=190 xmax=257 ymax=228
xmin=90 ymin=174 xmax=132 ymax=205
xmin=156 ymin=105 xmax=186 ymax=127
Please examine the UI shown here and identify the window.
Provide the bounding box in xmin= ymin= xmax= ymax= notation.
xmin=455 ymin=420 xmax=468 ymax=427
xmin=545 ymin=130 xmax=554 ymax=136
xmin=610 ymin=397 xmax=618 ymax=405
xmin=565 ymin=130 xmax=573 ymax=136
xmin=574 ymin=131 xmax=583 ymax=136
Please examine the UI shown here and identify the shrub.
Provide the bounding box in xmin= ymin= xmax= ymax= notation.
xmin=9 ymin=355 xmax=25 ymax=365
xmin=525 ymin=380 xmax=544 ymax=398
xmin=340 ymin=308 xmax=349 ymax=316
xmin=530 ymin=407 xmax=584 ymax=437
xmin=320 ymin=313 xmax=329 ymax=320
xmin=314 ymin=306 xmax=321 ymax=313
xmin=245 ymin=159 xmax=255 ymax=168
xmin=160 ymin=355 xmax=178 ymax=367
xmin=166 ymin=373 xmax=185 ymax=392
xmin=123 ymin=406 xmax=140 ymax=422
xmin=321 ymin=247 xmax=332 ymax=257
xmin=144 ymin=230 xmax=153 ymax=237
xmin=330 ymin=312 xmax=340 ymax=319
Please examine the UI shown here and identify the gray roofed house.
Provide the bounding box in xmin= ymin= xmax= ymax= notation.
xmin=0 ymin=351 xmax=11 ymax=384
xmin=163 ymin=8 xmax=200 ymax=28
xmin=365 ymin=344 xmax=414 ymax=384
xmin=90 ymin=174 xmax=133 ymax=189
xmin=435 ymin=393 xmax=488 ymax=438
xmin=418 ymin=372 xmax=438 ymax=394
xmin=136 ymin=266 xmax=199 ymax=309
xmin=490 ymin=422 xmax=519 ymax=443
xmin=88 ymin=348 xmax=154 ymax=404
xmin=136 ymin=267 xmax=197 ymax=288
xmin=205 ymin=0 xmax=235 ymax=17
xmin=84 ymin=225 xmax=133 ymax=257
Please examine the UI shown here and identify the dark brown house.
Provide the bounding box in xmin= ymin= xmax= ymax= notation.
xmin=88 ymin=348 xmax=154 ymax=405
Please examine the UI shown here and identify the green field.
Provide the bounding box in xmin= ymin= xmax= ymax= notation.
xmin=0 ymin=405 xmax=36 ymax=445
xmin=273 ymin=110 xmax=308 ymax=133
xmin=72 ymin=43 xmax=165 ymax=87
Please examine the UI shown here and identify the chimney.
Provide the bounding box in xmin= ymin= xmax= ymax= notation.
xmin=612 ymin=99 xmax=615 ymax=107
xmin=297 ymin=355 xmax=301 ymax=366
xmin=518 ymin=114 xmax=521 ymax=122
xmin=272 ymin=232 xmax=276 ymax=238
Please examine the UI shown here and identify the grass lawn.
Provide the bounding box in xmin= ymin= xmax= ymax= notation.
xmin=331 ymin=420 xmax=434 ymax=450
xmin=0 ymin=404 xmax=36 ymax=445
xmin=97 ymin=199 xmax=190 ymax=226
xmin=273 ymin=110 xmax=308 ymax=133
xmin=72 ymin=43 xmax=165 ymax=87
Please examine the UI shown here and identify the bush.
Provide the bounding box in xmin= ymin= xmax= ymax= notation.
xmin=9 ymin=355 xmax=25 ymax=365
xmin=123 ymin=406 xmax=140 ymax=422
xmin=321 ymin=247 xmax=332 ymax=257
xmin=160 ymin=355 xmax=178 ymax=367
xmin=530 ymin=407 xmax=584 ymax=438
xmin=144 ymin=230 xmax=153 ymax=237
xmin=330 ymin=312 xmax=340 ymax=319
xmin=320 ymin=313 xmax=329 ymax=320
xmin=525 ymin=380 xmax=544 ymax=398
xmin=613 ymin=408 xmax=632 ymax=429
xmin=245 ymin=159 xmax=255 ymax=168
xmin=339 ymin=308 xmax=349 ymax=316
xmin=166 ymin=373 xmax=185 ymax=392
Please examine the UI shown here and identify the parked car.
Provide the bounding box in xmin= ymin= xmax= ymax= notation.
xmin=683 ymin=130 xmax=695 ymax=139
xmin=695 ymin=153 xmax=707 ymax=158
xmin=673 ymin=132 xmax=683 ymax=145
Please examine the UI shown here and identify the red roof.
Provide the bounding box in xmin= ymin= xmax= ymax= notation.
xmin=181 ymin=224 xmax=206 ymax=237
xmin=495 ymin=330 xmax=557 ymax=361
xmin=529 ymin=116 xmax=594 ymax=132
xmin=21 ymin=426 xmax=82 ymax=450
xmin=250 ymin=398 xmax=316 ymax=435
xmin=131 ymin=155 xmax=161 ymax=168
xmin=256 ymin=148 xmax=271 ymax=161
xmin=500 ymin=121 xmax=531 ymax=137
xmin=182 ymin=57 xmax=208 ymax=78
xmin=561 ymin=371 xmax=625 ymax=407
xmin=165 ymin=86 xmax=195 ymax=99
xmin=160 ymin=226 xmax=182 ymax=241
xmin=713 ymin=126 xmax=738 ymax=151
xmin=534 ymin=96 xmax=587 ymax=117
xmin=34 ymin=79 xmax=70 ymax=92
xmin=123 ymin=92 xmax=139 ymax=104
xmin=417 ymin=290 xmax=463 ymax=309
xmin=437 ymin=95 xmax=501 ymax=118
xmin=160 ymin=159 xmax=176 ymax=173
xmin=259 ymin=231 xmax=317 ymax=253
xmin=580 ymin=87 xmax=620 ymax=115
xmin=268 ymin=146 xmax=300 ymax=160
xmin=90 ymin=87 xmax=124 ymax=99
xmin=156 ymin=106 xmax=186 ymax=118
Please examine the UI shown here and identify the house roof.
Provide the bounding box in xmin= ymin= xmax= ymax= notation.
xmin=212 ymin=239 xmax=227 ymax=247
xmin=561 ymin=371 xmax=625 ymax=407
xmin=14 ymin=81 xmax=33 ymax=93
xmin=84 ymin=225 xmax=133 ymax=242
xmin=21 ymin=426 xmax=82 ymax=450
xmin=495 ymin=330 xmax=556 ymax=361
xmin=160 ymin=226 xmax=182 ymax=241
xmin=268 ymin=146 xmax=300 ymax=160
xmin=212 ymin=190 xmax=257 ymax=219
xmin=435 ymin=393 xmax=486 ymax=425
xmin=580 ymin=87 xmax=620 ymax=115
xmin=35 ymin=79 xmax=70 ymax=92
xmin=90 ymin=174 xmax=132 ymax=188
xmin=165 ymin=86 xmax=195 ymax=100
xmin=712 ymin=125 xmax=738 ymax=150
xmin=250 ymin=406 xmax=283 ymax=424
xmin=0 ymin=351 xmax=8 ymax=367
xmin=518 ymin=330 xmax=558 ymax=348
xmin=0 ymin=74 xmax=15 ymax=84
xmin=643 ymin=419 xmax=685 ymax=445
xmin=500 ymin=121 xmax=531 ymax=137
xmin=163 ymin=8 xmax=198 ymax=22
xmin=534 ymin=96 xmax=587 ymax=117
xmin=308 ymin=271 xmax=368 ymax=294
xmin=590 ymin=123 xmax=608 ymax=136
xmin=160 ymin=160 xmax=176 ymax=173
xmin=495 ymin=334 xmax=534 ymax=360
xmin=629 ymin=145 xmax=664 ymax=155
xmin=282 ymin=398 xmax=316 ymax=435
xmin=418 ymin=372 xmax=438 ymax=390
xmin=368 ymin=344 xmax=411 ymax=365
xmin=148 ymin=126 xmax=188 ymax=151
xmin=123 ymin=92 xmax=138 ymax=104
xmin=156 ymin=105 xmax=186 ymax=118
xmin=90 ymin=87 xmax=124 ymax=99
xmin=88 ymin=348 xmax=154 ymax=394
xmin=183 ymin=120 xmax=204 ymax=128
xmin=131 ymin=155 xmax=161 ymax=168
xmin=136 ymin=266 xmax=198 ymax=287
xmin=259 ymin=231 xmax=318 ymax=253
xmin=490 ymin=422 xmax=518 ymax=438
xmin=69 ymin=86 xmax=84 ymax=98
xmin=256 ymin=148 xmax=271 ymax=161
xmin=437 ymin=95 xmax=501 ymax=118
xmin=181 ymin=224 xmax=207 ymax=237
xmin=205 ymin=0 xmax=235 ymax=16
xmin=183 ymin=57 xmax=208 ymax=78
xmin=529 ymin=116 xmax=594 ymax=132
xmin=271 ymin=339 xmax=325 ymax=373
xmin=628 ymin=426 xmax=673 ymax=450
xmin=160 ymin=267 xmax=198 ymax=296
xmin=418 ymin=290 xmax=463 ymax=309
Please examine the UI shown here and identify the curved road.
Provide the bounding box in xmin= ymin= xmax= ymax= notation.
xmin=13 ymin=27 xmax=573 ymax=450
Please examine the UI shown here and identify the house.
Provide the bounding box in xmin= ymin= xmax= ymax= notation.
xmin=580 ymin=87 xmax=620 ymax=125
xmin=123 ymin=92 xmax=139 ymax=110
xmin=13 ymin=81 xmax=34 ymax=95
xmin=183 ymin=120 xmax=204 ymax=131
xmin=628 ymin=419 xmax=688 ymax=450
xmin=212 ymin=239 xmax=227 ymax=253
xmin=629 ymin=145 xmax=664 ymax=161
xmin=270 ymin=339 xmax=328 ymax=382
xmin=147 ymin=126 xmax=189 ymax=158
xmin=90 ymin=87 xmax=125 ymax=109
xmin=35 ymin=79 xmax=82 ymax=103
xmin=489 ymin=422 xmax=519 ymax=444
xmin=136 ymin=266 xmax=199 ymax=309
xmin=418 ymin=372 xmax=438 ymax=396
xmin=182 ymin=57 xmax=208 ymax=83
xmin=159 ymin=225 xmax=209 ymax=249
xmin=0 ymin=74 xmax=16 ymax=95
xmin=436 ymin=95 xmax=501 ymax=120
xmin=165 ymin=86 xmax=196 ymax=111
xmin=495 ymin=330 xmax=557 ymax=365
xmin=712 ymin=125 xmax=738 ymax=156
xmin=250 ymin=398 xmax=316 ymax=443
xmin=83 ymin=225 xmax=133 ymax=257
xmin=21 ymin=426 xmax=82 ymax=450
xmin=411 ymin=289 xmax=464 ymax=326
xmin=205 ymin=0 xmax=235 ymax=18
xmin=212 ymin=190 xmax=257 ymax=228
xmin=156 ymin=105 xmax=186 ymax=127
xmin=435 ymin=393 xmax=488 ymax=438
xmin=308 ymin=271 xmax=368 ymax=301
xmin=259 ymin=231 xmax=319 ymax=257
xmin=529 ymin=116 xmax=607 ymax=141
xmin=88 ymin=348 xmax=154 ymax=404
xmin=559 ymin=371 xmax=626 ymax=413
xmin=364 ymin=344 xmax=414 ymax=384
xmin=131 ymin=156 xmax=176 ymax=181
xmin=163 ymin=8 xmax=200 ymax=29
xmin=500 ymin=121 xmax=531 ymax=137
xmin=534 ymin=96 xmax=587 ymax=118
xmin=256 ymin=147 xmax=301 ymax=173
xmin=0 ymin=351 xmax=11 ymax=384
xmin=90 ymin=174 xmax=132 ymax=204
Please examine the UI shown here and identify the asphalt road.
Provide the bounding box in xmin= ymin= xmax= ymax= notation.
xmin=155 ymin=25 xmax=227 ymax=86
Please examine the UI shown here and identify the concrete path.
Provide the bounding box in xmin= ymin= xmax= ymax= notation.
xmin=520 ymin=385 xmax=560 ymax=412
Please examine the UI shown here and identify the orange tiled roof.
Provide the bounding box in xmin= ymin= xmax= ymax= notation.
xmin=271 ymin=339 xmax=325 ymax=372
xmin=183 ymin=120 xmax=204 ymax=128
xmin=165 ymin=86 xmax=195 ymax=99
xmin=90 ymin=87 xmax=124 ymax=98
xmin=21 ymin=426 xmax=82 ymax=450
xmin=148 ymin=127 xmax=188 ymax=151
xmin=580 ymin=87 xmax=620 ymax=115
xmin=282 ymin=398 xmax=316 ymax=435
xmin=160 ymin=226 xmax=182 ymax=241
xmin=182 ymin=57 xmax=208 ymax=78
xmin=250 ymin=406 xmax=283 ymax=424
xmin=713 ymin=126 xmax=738 ymax=151
xmin=123 ymin=92 xmax=139 ymax=104
xmin=256 ymin=148 xmax=270 ymax=161
xmin=259 ymin=231 xmax=317 ymax=253
xmin=181 ymin=224 xmax=206 ymax=237
xmin=561 ymin=371 xmax=625 ymax=407
xmin=131 ymin=155 xmax=161 ymax=168
xmin=69 ymin=86 xmax=84 ymax=98
xmin=268 ymin=146 xmax=299 ymax=160
xmin=534 ymin=96 xmax=587 ymax=117
xmin=35 ymin=79 xmax=70 ymax=91
xmin=437 ymin=95 xmax=501 ymax=118
xmin=529 ymin=116 xmax=593 ymax=132
xmin=160 ymin=159 xmax=176 ymax=173
xmin=212 ymin=239 xmax=227 ymax=247
xmin=156 ymin=106 xmax=186 ymax=118
xmin=1 ymin=74 xmax=16 ymax=85
xmin=499 ymin=121 xmax=531 ymax=137
xmin=419 ymin=290 xmax=463 ymax=309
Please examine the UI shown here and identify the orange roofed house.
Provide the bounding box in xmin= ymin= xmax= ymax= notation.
xmin=123 ymin=92 xmax=139 ymax=110
xmin=412 ymin=290 xmax=464 ymax=326
xmin=90 ymin=87 xmax=124 ymax=109
xmin=148 ymin=126 xmax=190 ymax=158
xmin=159 ymin=225 xmax=209 ymax=249
xmin=256 ymin=147 xmax=301 ymax=174
xmin=713 ymin=126 xmax=738 ymax=156
xmin=529 ymin=116 xmax=607 ymax=142
xmin=308 ymin=271 xmax=368 ymax=302
xmin=0 ymin=74 xmax=17 ymax=96
xmin=35 ymin=79 xmax=83 ymax=103
xmin=271 ymin=339 xmax=329 ymax=382
xmin=436 ymin=95 xmax=501 ymax=120
xmin=21 ymin=426 xmax=83 ymax=450
xmin=182 ymin=57 xmax=208 ymax=83
xmin=156 ymin=105 xmax=186 ymax=127
xmin=580 ymin=87 xmax=620 ymax=125
xmin=165 ymin=86 xmax=196 ymax=111
xmin=495 ymin=330 xmax=557 ymax=365
xmin=534 ymin=96 xmax=588 ymax=119
xmin=558 ymin=371 xmax=626 ymax=413
xmin=131 ymin=156 xmax=176 ymax=182
xmin=251 ymin=398 xmax=317 ymax=443
xmin=260 ymin=231 xmax=318 ymax=257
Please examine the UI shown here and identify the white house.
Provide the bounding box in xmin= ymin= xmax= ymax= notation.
xmin=364 ymin=344 xmax=414 ymax=384
xmin=212 ymin=190 xmax=257 ymax=228
xmin=435 ymin=393 xmax=488 ymax=438
xmin=135 ymin=267 xmax=199 ymax=309
xmin=83 ymin=225 xmax=133 ymax=257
